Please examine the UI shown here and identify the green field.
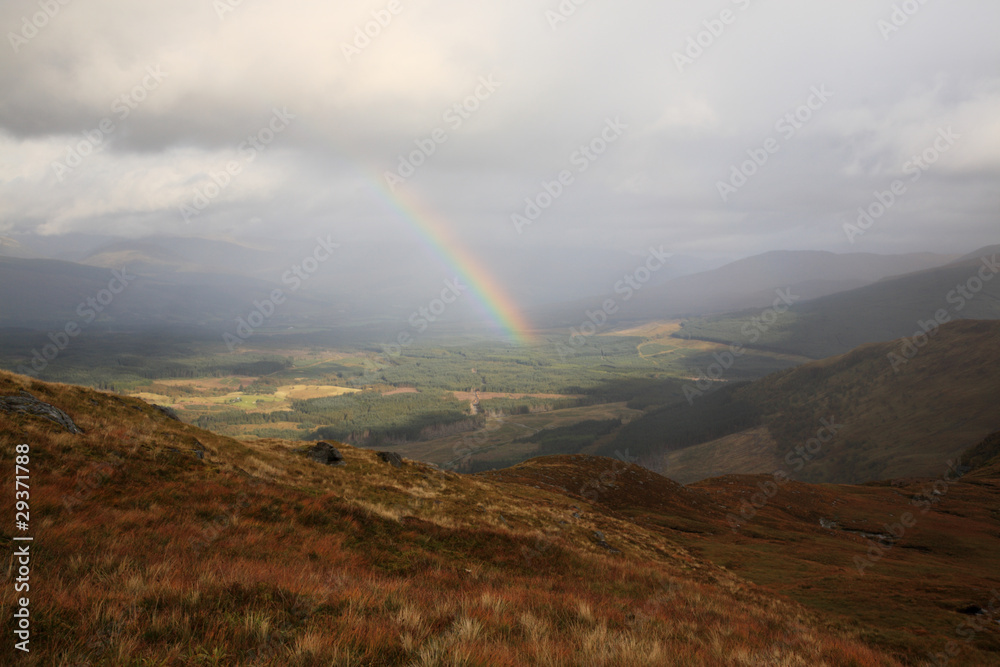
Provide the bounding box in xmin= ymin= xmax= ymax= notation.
xmin=0 ymin=322 xmax=801 ymax=471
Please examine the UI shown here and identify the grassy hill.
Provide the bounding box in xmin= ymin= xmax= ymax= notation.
xmin=676 ymin=245 xmax=1000 ymax=359
xmin=607 ymin=319 xmax=1000 ymax=484
xmin=2 ymin=370 xmax=999 ymax=663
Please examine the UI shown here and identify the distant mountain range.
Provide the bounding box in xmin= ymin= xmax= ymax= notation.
xmin=0 ymin=234 xmax=730 ymax=333
xmin=3 ymin=236 xmax=993 ymax=348
xmin=0 ymin=254 xmax=332 ymax=332
xmin=677 ymin=244 xmax=1000 ymax=359
xmin=535 ymin=248 xmax=957 ymax=327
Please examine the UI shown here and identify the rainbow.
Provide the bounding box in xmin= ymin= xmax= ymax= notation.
xmin=367 ymin=180 xmax=535 ymax=345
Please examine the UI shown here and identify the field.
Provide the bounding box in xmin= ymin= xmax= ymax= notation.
xmin=134 ymin=381 xmax=360 ymax=412
xmin=0 ymin=322 xmax=802 ymax=471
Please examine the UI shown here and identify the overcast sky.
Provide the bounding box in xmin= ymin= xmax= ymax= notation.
xmin=0 ymin=0 xmax=997 ymax=260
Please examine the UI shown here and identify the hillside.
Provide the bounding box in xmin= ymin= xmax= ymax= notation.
xmin=80 ymin=237 xmax=282 ymax=278
xmin=610 ymin=249 xmax=954 ymax=321
xmin=677 ymin=245 xmax=1000 ymax=359
xmin=1 ymin=370 xmax=999 ymax=663
xmin=607 ymin=319 xmax=1000 ymax=484
xmin=0 ymin=255 xmax=333 ymax=333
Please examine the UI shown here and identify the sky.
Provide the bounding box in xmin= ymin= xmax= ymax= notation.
xmin=0 ymin=0 xmax=998 ymax=260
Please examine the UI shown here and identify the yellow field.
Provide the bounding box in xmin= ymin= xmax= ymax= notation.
xmin=129 ymin=383 xmax=359 ymax=412
xmin=611 ymin=320 xmax=813 ymax=364
xmin=274 ymin=384 xmax=360 ymax=400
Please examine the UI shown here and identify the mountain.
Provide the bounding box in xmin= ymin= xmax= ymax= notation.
xmin=8 ymin=232 xmax=124 ymax=262
xmin=678 ymin=244 xmax=1000 ymax=359
xmin=607 ymin=249 xmax=956 ymax=321
xmin=2 ymin=369 xmax=999 ymax=663
xmin=23 ymin=233 xmax=735 ymax=318
xmin=0 ymin=236 xmax=37 ymax=259
xmin=79 ymin=236 xmax=292 ymax=279
xmin=606 ymin=319 xmax=1000 ymax=484
xmin=0 ymin=255 xmax=331 ymax=332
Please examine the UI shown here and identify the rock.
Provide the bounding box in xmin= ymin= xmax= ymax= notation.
xmin=376 ymin=451 xmax=403 ymax=468
xmin=0 ymin=391 xmax=83 ymax=434
xmin=153 ymin=404 xmax=181 ymax=422
xmin=308 ymin=442 xmax=345 ymax=466
xmin=597 ymin=543 xmax=621 ymax=554
xmin=191 ymin=439 xmax=207 ymax=460
xmin=592 ymin=531 xmax=621 ymax=554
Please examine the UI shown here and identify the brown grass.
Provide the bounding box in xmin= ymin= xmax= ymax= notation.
xmin=2 ymin=369 xmax=991 ymax=664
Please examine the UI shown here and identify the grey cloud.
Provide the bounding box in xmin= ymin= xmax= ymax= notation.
xmin=0 ymin=0 xmax=996 ymax=258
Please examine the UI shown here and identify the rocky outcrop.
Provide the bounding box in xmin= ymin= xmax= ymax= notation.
xmin=308 ymin=442 xmax=345 ymax=466
xmin=0 ymin=391 xmax=83 ymax=434
xmin=376 ymin=451 xmax=403 ymax=468
xmin=153 ymin=404 xmax=182 ymax=422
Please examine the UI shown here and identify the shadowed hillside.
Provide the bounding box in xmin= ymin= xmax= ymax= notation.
xmin=607 ymin=319 xmax=1000 ymax=484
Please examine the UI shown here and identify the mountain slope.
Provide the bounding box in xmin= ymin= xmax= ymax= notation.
xmin=0 ymin=255 xmax=332 ymax=333
xmin=677 ymin=245 xmax=1000 ymax=359
xmin=488 ymin=454 xmax=1000 ymax=665
xmin=0 ymin=369 xmax=912 ymax=665
xmin=80 ymin=236 xmax=285 ymax=278
xmin=608 ymin=319 xmax=1000 ymax=484
xmin=615 ymin=249 xmax=955 ymax=320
